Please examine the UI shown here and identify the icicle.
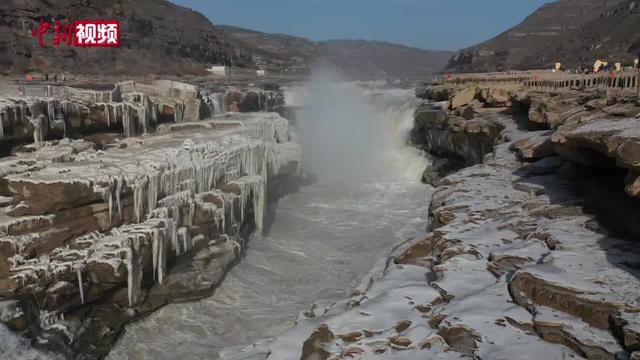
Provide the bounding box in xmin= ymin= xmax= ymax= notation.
xmin=177 ymin=227 xmax=190 ymax=255
xmin=107 ymin=185 xmax=114 ymax=224
xmin=168 ymin=217 xmax=176 ymax=258
xmin=255 ymin=166 xmax=267 ymax=232
xmin=188 ymin=200 xmax=195 ymax=227
xmin=152 ymin=228 xmax=158 ymax=281
xmin=116 ymin=175 xmax=124 ymax=219
xmin=157 ymin=227 xmax=165 ymax=284
xmin=174 ymin=103 xmax=184 ymax=123
xmin=105 ymin=103 xmax=110 ymax=128
xmin=133 ymin=176 xmax=148 ymax=223
xmin=216 ymin=193 xmax=226 ymax=233
xmin=147 ymin=174 xmax=158 ymax=213
xmin=136 ymin=103 xmax=147 ymax=134
xmin=76 ymin=267 xmax=85 ymax=304
xmin=126 ymin=235 xmax=141 ymax=307
xmin=60 ymin=118 xmax=67 ymax=138
xmin=30 ymin=115 xmax=46 ymax=144
xmin=151 ymin=103 xmax=158 ymax=125
xmin=123 ymin=104 xmax=135 ymax=137
xmin=47 ymin=101 xmax=55 ymax=125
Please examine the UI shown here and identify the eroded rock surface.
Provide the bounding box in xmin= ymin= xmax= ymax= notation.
xmin=411 ymin=103 xmax=503 ymax=166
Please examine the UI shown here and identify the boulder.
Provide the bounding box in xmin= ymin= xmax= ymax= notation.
xmin=388 ymin=335 xmax=412 ymax=348
xmin=449 ymin=87 xmax=477 ymax=109
xmin=480 ymin=87 xmax=512 ymax=107
xmin=438 ymin=324 xmax=480 ymax=357
xmin=301 ymin=324 xmax=334 ymax=360
xmin=394 ymin=320 xmax=412 ymax=333
xmin=510 ymin=131 xmax=556 ymax=161
xmin=603 ymin=102 xmax=640 ymax=117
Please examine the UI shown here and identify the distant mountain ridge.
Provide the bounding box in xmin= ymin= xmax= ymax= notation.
xmin=447 ymin=0 xmax=633 ymax=72
xmin=562 ymin=0 xmax=640 ymax=65
xmin=219 ymin=25 xmax=453 ymax=79
xmin=0 ymin=0 xmax=451 ymax=78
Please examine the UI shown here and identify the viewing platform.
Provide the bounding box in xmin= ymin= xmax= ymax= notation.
xmin=437 ymin=69 xmax=640 ymax=94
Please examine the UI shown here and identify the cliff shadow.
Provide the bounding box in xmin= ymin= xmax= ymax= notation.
xmin=512 ymin=163 xmax=640 ymax=280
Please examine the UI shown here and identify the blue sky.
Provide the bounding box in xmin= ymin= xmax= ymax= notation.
xmin=171 ymin=0 xmax=549 ymax=51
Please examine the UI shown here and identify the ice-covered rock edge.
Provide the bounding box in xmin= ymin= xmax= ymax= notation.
xmin=0 ymin=110 xmax=302 ymax=358
xmin=220 ymin=110 xmax=640 ymax=360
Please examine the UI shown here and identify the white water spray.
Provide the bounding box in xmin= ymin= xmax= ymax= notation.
xmin=295 ymin=66 xmax=427 ymax=184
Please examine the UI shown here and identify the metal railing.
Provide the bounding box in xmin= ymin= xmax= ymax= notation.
xmin=438 ymin=69 xmax=640 ymax=93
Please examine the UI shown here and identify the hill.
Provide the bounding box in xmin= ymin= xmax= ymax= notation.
xmin=219 ymin=25 xmax=453 ymax=79
xmin=0 ymin=0 xmax=253 ymax=75
xmin=560 ymin=0 xmax=640 ymax=66
xmin=446 ymin=0 xmax=628 ymax=72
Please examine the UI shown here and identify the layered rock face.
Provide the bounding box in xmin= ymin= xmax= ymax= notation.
xmin=419 ymin=82 xmax=640 ymax=200
xmin=411 ymin=103 xmax=503 ymax=166
xmin=0 ymin=81 xmax=285 ymax=150
xmin=0 ymin=80 xmax=299 ymax=358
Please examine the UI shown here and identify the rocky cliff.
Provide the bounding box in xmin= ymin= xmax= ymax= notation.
xmin=0 ymin=0 xmax=254 ymax=75
xmin=0 ymin=79 xmax=301 ymax=358
xmin=446 ymin=0 xmax=628 ymax=72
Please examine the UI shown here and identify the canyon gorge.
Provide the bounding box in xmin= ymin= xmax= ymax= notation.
xmin=5 ymin=0 xmax=640 ymax=359
xmin=3 ymin=64 xmax=640 ymax=360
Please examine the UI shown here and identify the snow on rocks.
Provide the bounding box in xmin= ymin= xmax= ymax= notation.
xmin=1 ymin=111 xmax=297 ymax=292
xmin=222 ymin=112 xmax=640 ymax=360
xmin=0 ymin=80 xmax=202 ymax=147
xmin=0 ymin=107 xmax=300 ymax=357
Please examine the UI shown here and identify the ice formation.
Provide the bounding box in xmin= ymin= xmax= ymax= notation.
xmin=0 ymin=75 xmax=299 ymax=358
xmin=0 ymin=81 xmax=196 ymax=143
xmin=3 ymin=112 xmax=299 ymax=309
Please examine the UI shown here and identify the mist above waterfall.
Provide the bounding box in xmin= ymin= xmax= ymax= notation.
xmin=292 ymin=66 xmax=427 ymax=184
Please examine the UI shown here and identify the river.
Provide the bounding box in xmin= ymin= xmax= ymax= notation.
xmin=108 ymin=77 xmax=432 ymax=360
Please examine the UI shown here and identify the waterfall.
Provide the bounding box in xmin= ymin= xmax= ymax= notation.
xmin=204 ymin=92 xmax=227 ymax=117
xmin=295 ymin=68 xmax=427 ymax=183
xmin=371 ymin=89 xmax=430 ymax=181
